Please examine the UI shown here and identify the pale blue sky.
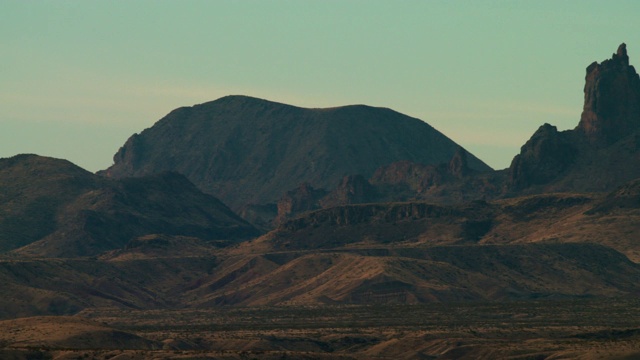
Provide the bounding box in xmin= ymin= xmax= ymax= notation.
xmin=2 ymin=1 xmax=639 ymax=171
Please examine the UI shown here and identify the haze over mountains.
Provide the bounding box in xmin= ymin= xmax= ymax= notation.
xmin=2 ymin=44 xmax=640 ymax=359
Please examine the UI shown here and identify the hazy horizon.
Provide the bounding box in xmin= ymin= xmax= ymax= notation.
xmin=2 ymin=1 xmax=639 ymax=172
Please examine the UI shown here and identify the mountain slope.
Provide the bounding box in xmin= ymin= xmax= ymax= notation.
xmin=1 ymin=241 xmax=638 ymax=319
xmin=0 ymin=154 xmax=258 ymax=257
xmin=0 ymin=316 xmax=161 ymax=350
xmin=239 ymin=176 xmax=640 ymax=262
xmin=0 ymin=154 xmax=105 ymax=252
xmin=102 ymin=95 xmax=491 ymax=210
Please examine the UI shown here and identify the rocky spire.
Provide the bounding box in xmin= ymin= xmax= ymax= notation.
xmin=615 ymin=43 xmax=629 ymax=65
xmin=576 ymin=43 xmax=640 ymax=144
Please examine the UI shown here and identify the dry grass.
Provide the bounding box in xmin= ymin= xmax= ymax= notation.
xmin=3 ymin=299 xmax=637 ymax=359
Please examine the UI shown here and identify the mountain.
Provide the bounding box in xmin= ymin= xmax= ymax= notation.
xmin=303 ymin=43 xmax=640 ymax=208
xmin=0 ymin=154 xmax=258 ymax=257
xmin=5 ymin=43 xmax=640 ymax=359
xmin=101 ymin=95 xmax=492 ymax=212
xmin=508 ymin=43 xmax=640 ymax=193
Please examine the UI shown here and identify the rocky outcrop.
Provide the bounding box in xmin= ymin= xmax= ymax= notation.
xmin=577 ymin=43 xmax=640 ymax=144
xmin=274 ymin=148 xmax=484 ymax=225
xmin=279 ymin=202 xmax=465 ymax=236
xmin=275 ymin=183 xmax=327 ymax=225
xmin=369 ymin=161 xmax=445 ymax=195
xmin=508 ymin=124 xmax=576 ymax=190
xmin=320 ymin=175 xmax=377 ymax=208
xmin=372 ymin=148 xmax=472 ymax=187
xmin=274 ymin=175 xmax=377 ymax=225
xmin=506 ymin=44 xmax=640 ymax=193
xmin=368 ymin=148 xmax=483 ymax=202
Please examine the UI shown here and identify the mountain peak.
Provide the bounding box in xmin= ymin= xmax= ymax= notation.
xmin=615 ymin=43 xmax=629 ymax=65
xmin=507 ymin=44 xmax=640 ymax=193
xmin=577 ymin=43 xmax=640 ymax=144
xmin=103 ymin=96 xmax=491 ymax=211
xmin=210 ymin=94 xmax=288 ymax=106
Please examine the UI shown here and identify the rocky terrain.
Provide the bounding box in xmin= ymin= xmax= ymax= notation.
xmin=255 ymin=184 xmax=640 ymax=262
xmin=1 ymin=44 xmax=640 ymax=358
xmin=271 ymin=148 xmax=505 ymax=225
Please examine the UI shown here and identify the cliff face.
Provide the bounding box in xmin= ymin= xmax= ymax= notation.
xmin=102 ymin=95 xmax=491 ymax=211
xmin=370 ymin=147 xmax=471 ymax=193
xmin=274 ymin=183 xmax=327 ymax=225
xmin=508 ymin=124 xmax=576 ymax=189
xmin=577 ymin=43 xmax=640 ymax=145
xmin=507 ymin=44 xmax=640 ymax=193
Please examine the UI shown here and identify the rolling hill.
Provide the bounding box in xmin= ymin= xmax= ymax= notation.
xmin=0 ymin=154 xmax=258 ymax=257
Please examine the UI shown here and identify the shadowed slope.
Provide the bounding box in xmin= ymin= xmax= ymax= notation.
xmin=240 ymin=177 xmax=640 ymax=262
xmin=0 ymin=154 xmax=258 ymax=257
xmin=184 ymin=243 xmax=640 ymax=306
xmin=2 ymin=243 xmax=633 ymax=319
xmin=0 ymin=316 xmax=161 ymax=350
xmin=102 ymin=95 xmax=491 ymax=210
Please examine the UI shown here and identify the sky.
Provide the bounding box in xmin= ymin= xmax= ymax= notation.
xmin=2 ymin=1 xmax=640 ymax=172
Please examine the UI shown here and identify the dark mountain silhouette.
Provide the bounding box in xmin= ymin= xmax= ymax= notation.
xmin=101 ymin=95 xmax=491 ymax=212
xmin=0 ymin=154 xmax=258 ymax=257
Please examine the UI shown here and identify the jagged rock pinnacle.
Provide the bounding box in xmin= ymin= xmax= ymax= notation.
xmin=617 ymin=43 xmax=627 ymax=55
xmin=614 ymin=43 xmax=629 ymax=66
xmin=577 ymin=43 xmax=640 ymax=144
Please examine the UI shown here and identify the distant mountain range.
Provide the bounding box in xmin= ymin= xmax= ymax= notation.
xmin=99 ymin=44 xmax=640 ymax=229
xmin=1 ymin=43 xmax=640 ymax=327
